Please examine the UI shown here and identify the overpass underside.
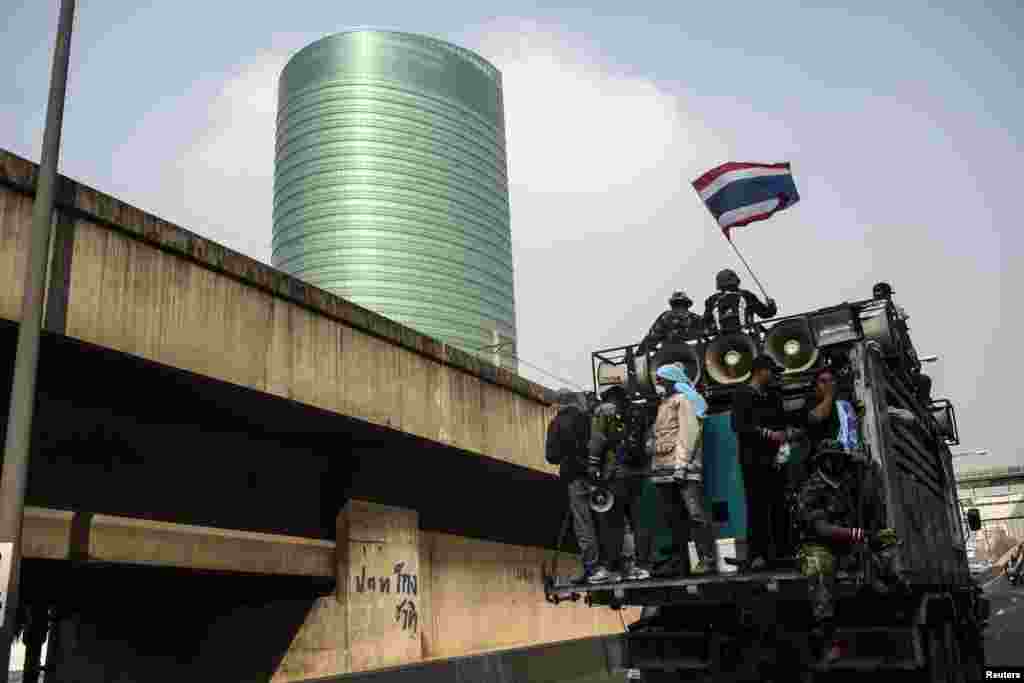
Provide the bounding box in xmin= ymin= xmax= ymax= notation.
xmin=1 ymin=321 xmax=632 ymax=681
xmin=1 ymin=319 xmax=564 ymax=545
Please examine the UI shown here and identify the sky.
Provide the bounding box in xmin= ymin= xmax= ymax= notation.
xmin=1 ymin=0 xmax=1020 ymax=487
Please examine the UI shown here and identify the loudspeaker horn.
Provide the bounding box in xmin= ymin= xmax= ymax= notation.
xmin=705 ymin=334 xmax=758 ymax=385
xmin=630 ymin=352 xmax=658 ymax=396
xmin=596 ymin=361 xmax=627 ymax=387
xmin=589 ymin=484 xmax=614 ymax=513
xmin=653 ymin=342 xmax=703 ymax=386
xmin=765 ymin=319 xmax=819 ymax=373
xmin=859 ymin=300 xmax=897 ymax=354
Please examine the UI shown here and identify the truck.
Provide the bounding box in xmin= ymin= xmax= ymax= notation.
xmin=542 ymin=285 xmax=989 ymax=681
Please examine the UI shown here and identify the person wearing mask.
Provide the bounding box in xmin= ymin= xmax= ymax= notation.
xmin=650 ymin=364 xmax=717 ymax=577
xmin=637 ymin=291 xmax=705 ymax=356
xmin=589 ymin=385 xmax=646 ymax=582
xmin=730 ymin=355 xmax=789 ymax=571
xmin=795 ymin=439 xmax=900 ymax=666
xmin=545 ymin=388 xmax=608 ymax=584
xmin=703 ymin=269 xmax=778 ymax=335
xmin=600 ymin=391 xmax=655 ymax=582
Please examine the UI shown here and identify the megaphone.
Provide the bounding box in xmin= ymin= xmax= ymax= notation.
xmin=630 ymin=352 xmax=658 ymax=396
xmin=705 ymin=333 xmax=758 ymax=385
xmin=859 ymin=300 xmax=897 ymax=354
xmin=765 ymin=319 xmax=819 ymax=373
xmin=589 ymin=483 xmax=614 ymax=513
xmin=654 ymin=343 xmax=702 ymax=386
xmin=596 ymin=361 xmax=627 ymax=387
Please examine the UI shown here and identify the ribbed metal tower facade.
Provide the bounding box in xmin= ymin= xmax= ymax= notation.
xmin=273 ymin=30 xmax=516 ymax=371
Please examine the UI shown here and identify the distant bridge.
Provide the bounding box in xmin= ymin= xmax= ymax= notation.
xmin=956 ymin=465 xmax=1024 ymax=558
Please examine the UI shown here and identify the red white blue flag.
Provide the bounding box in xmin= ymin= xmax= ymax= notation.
xmin=692 ymin=162 xmax=800 ymax=238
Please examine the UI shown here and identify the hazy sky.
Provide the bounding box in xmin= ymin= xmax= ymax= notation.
xmin=1 ymin=1 xmax=1019 ymax=471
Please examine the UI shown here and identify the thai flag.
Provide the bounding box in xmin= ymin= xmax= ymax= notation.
xmin=692 ymin=162 xmax=800 ymax=238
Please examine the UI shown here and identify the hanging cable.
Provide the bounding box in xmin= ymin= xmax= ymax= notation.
xmin=463 ymin=341 xmax=587 ymax=391
xmin=508 ymin=354 xmax=588 ymax=391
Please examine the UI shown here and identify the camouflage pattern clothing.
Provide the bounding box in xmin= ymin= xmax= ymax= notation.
xmin=590 ymin=401 xmax=626 ymax=474
xmin=638 ymin=309 xmax=705 ymax=353
xmin=796 ymin=463 xmax=900 ymax=625
xmin=590 ymin=401 xmax=653 ymax=575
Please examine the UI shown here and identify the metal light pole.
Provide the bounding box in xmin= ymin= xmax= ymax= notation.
xmin=0 ymin=1 xmax=76 ymax=679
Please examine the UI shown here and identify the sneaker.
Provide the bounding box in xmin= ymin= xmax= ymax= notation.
xmin=819 ymin=640 xmax=846 ymax=667
xmin=625 ymin=565 xmax=652 ymax=581
xmin=586 ymin=566 xmax=616 ymax=584
xmin=692 ymin=559 xmax=718 ymax=575
xmin=572 ymin=564 xmax=598 ymax=584
xmin=652 ymin=558 xmax=688 ymax=579
xmin=748 ymin=556 xmax=768 ymax=572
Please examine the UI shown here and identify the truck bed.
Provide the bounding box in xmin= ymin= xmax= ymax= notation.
xmin=546 ymin=569 xmax=859 ymax=608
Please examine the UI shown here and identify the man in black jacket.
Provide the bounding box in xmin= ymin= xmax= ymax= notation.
xmin=703 ymin=269 xmax=778 ymax=334
xmin=546 ymin=389 xmax=613 ymax=584
xmin=730 ymin=356 xmax=789 ymax=571
xmin=637 ymin=291 xmax=705 ymax=356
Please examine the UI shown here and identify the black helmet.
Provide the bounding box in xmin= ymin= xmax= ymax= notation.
xmin=669 ymin=290 xmax=692 ymax=308
xmin=716 ymin=269 xmax=740 ymax=291
xmin=873 ymin=281 xmax=893 ymax=299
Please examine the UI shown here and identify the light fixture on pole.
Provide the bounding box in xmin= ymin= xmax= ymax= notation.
xmin=952 ymin=449 xmax=989 ymax=459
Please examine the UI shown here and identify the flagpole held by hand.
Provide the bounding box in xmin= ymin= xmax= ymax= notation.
xmin=725 ymin=234 xmax=771 ymax=301
xmin=691 ymin=161 xmax=799 ymax=306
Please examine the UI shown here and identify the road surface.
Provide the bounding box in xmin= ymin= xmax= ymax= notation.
xmin=984 ymin=571 xmax=1024 ymax=667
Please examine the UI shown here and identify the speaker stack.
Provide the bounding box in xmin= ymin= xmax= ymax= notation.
xmin=596 ymin=360 xmax=627 ymax=389
xmin=704 ymin=333 xmax=760 ymax=385
xmin=764 ymin=318 xmax=819 ymax=374
xmin=653 ymin=342 xmax=703 ymax=386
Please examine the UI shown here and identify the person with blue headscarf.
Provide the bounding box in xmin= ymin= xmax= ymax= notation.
xmin=650 ymin=364 xmax=717 ymax=577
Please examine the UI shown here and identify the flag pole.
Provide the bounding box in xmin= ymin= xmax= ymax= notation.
xmin=725 ymin=234 xmax=770 ymax=301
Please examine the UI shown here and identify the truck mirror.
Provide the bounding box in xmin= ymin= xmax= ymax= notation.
xmin=930 ymin=399 xmax=959 ymax=446
xmin=967 ymin=508 xmax=982 ymax=532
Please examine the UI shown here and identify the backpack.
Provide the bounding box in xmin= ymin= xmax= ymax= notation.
xmin=545 ymin=406 xmax=590 ymax=465
xmin=713 ymin=291 xmax=748 ymax=332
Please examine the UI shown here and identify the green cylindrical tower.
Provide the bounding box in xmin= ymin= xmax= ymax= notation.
xmin=273 ymin=30 xmax=516 ymax=370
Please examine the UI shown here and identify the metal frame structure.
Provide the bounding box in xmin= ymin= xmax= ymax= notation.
xmin=551 ymin=291 xmax=987 ymax=679
xmin=592 ymin=294 xmax=930 ymax=413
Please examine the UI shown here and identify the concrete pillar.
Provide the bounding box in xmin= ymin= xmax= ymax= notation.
xmin=337 ymin=499 xmax=423 ymax=673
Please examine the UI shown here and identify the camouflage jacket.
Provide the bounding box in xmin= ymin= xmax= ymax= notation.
xmin=589 ymin=402 xmax=625 ymax=470
xmin=796 ymin=463 xmax=888 ymax=549
xmin=796 ymin=470 xmax=861 ymax=549
xmin=640 ymin=310 xmax=704 ymax=350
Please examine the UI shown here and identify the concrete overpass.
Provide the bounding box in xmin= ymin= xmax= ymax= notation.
xmin=0 ymin=148 xmax=635 ymax=681
xmin=956 ymin=465 xmax=1024 ymax=561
